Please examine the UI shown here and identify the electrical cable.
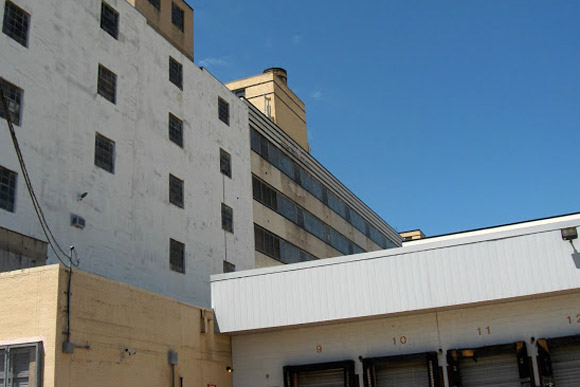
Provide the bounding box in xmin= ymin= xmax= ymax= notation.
xmin=1 ymin=85 xmax=74 ymax=266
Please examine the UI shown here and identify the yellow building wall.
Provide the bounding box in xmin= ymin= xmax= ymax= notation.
xmin=0 ymin=265 xmax=60 ymax=387
xmin=128 ymin=0 xmax=194 ymax=60
xmin=0 ymin=265 xmax=233 ymax=387
xmin=226 ymin=71 xmax=309 ymax=151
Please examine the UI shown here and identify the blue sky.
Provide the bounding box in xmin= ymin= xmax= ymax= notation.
xmin=188 ymin=0 xmax=580 ymax=236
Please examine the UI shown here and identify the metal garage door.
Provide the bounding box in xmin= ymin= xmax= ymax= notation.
xmin=459 ymin=352 xmax=521 ymax=387
xmin=297 ymin=368 xmax=345 ymax=387
xmin=375 ymin=357 xmax=430 ymax=387
xmin=550 ymin=342 xmax=580 ymax=386
xmin=283 ymin=360 xmax=355 ymax=387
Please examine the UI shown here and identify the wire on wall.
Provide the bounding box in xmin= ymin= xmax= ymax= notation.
xmin=0 ymin=85 xmax=75 ymax=267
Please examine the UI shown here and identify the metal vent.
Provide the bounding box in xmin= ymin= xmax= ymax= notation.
xmin=70 ymin=214 xmax=86 ymax=229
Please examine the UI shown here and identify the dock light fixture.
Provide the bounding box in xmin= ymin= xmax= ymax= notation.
xmin=561 ymin=227 xmax=578 ymax=241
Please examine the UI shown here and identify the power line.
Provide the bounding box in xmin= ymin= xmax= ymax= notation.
xmin=1 ymin=83 xmax=74 ymax=267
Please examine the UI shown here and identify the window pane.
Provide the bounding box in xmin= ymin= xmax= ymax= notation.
xmin=168 ymin=113 xmax=183 ymax=147
xmin=11 ymin=348 xmax=31 ymax=386
xmin=100 ymin=2 xmax=119 ymax=39
xmin=169 ymin=57 xmax=183 ymax=90
xmin=220 ymin=149 xmax=231 ymax=178
xmin=218 ymin=97 xmax=229 ymax=125
xmin=169 ymin=238 xmax=185 ymax=273
xmin=304 ymin=212 xmax=325 ymax=242
xmin=250 ymin=128 xmax=260 ymax=153
xmin=0 ymin=165 xmax=17 ymax=212
xmin=169 ymin=174 xmax=183 ymax=208
xmin=97 ymin=65 xmax=117 ymax=104
xmin=2 ymin=1 xmax=29 ymax=47
xmin=0 ymin=79 xmax=23 ymax=126
xmin=171 ymin=2 xmax=184 ymax=31
xmin=0 ymin=348 xmax=5 ymax=384
xmin=221 ymin=203 xmax=233 ymax=233
xmin=94 ymin=133 xmax=115 ymax=173
xmin=147 ymin=0 xmax=160 ymax=10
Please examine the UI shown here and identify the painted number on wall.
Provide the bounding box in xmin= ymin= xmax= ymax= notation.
xmin=392 ymin=336 xmax=407 ymax=345
xmin=566 ymin=314 xmax=580 ymax=324
xmin=477 ymin=326 xmax=491 ymax=336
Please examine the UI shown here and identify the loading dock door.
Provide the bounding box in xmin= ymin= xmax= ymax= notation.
xmin=375 ymin=357 xmax=430 ymax=386
xmin=362 ymin=352 xmax=440 ymax=387
xmin=297 ymin=368 xmax=345 ymax=386
xmin=537 ymin=336 xmax=580 ymax=387
xmin=551 ymin=343 xmax=580 ymax=386
xmin=448 ymin=343 xmax=533 ymax=387
xmin=458 ymin=352 xmax=521 ymax=387
xmin=283 ymin=360 xmax=356 ymax=387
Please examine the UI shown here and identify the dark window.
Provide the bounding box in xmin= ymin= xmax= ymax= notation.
xmin=254 ymin=225 xmax=317 ymax=264
xmin=218 ymin=97 xmax=229 ymax=125
xmin=0 ymin=79 xmax=23 ymax=126
xmin=0 ymin=343 xmax=42 ymax=387
xmin=0 ymin=165 xmax=17 ymax=212
xmin=100 ymin=2 xmax=119 ymax=39
xmin=147 ymin=0 xmax=160 ymax=10
xmin=169 ymin=174 xmax=184 ymax=208
xmin=252 ymin=176 xmax=277 ymax=210
xmin=171 ymin=2 xmax=184 ymax=31
xmin=221 ymin=203 xmax=233 ymax=233
xmin=94 ymin=133 xmax=115 ymax=173
xmin=168 ymin=113 xmax=183 ymax=147
xmin=97 ymin=64 xmax=116 ymax=104
xmin=2 ymin=1 xmax=29 ymax=47
xmin=169 ymin=57 xmax=183 ymax=90
xmin=220 ymin=149 xmax=231 ymax=178
xmin=223 ymin=260 xmax=235 ymax=273
xmin=232 ymin=88 xmax=245 ymax=98
xmin=169 ymin=238 xmax=185 ymax=273
xmin=254 ymin=225 xmax=280 ymax=260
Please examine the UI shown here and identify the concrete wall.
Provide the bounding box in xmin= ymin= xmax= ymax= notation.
xmin=0 ymin=226 xmax=47 ymax=271
xmin=0 ymin=265 xmax=233 ymax=387
xmin=0 ymin=0 xmax=254 ymax=307
xmin=252 ymin=153 xmax=385 ymax=261
xmin=231 ymin=291 xmax=580 ymax=387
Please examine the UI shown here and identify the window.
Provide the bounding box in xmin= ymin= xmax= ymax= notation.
xmin=0 ymin=165 xmax=17 ymax=212
xmin=0 ymin=342 xmax=43 ymax=387
xmin=220 ymin=149 xmax=231 ymax=178
xmin=254 ymin=225 xmax=318 ymax=265
xmin=168 ymin=113 xmax=183 ymax=147
xmin=0 ymin=79 xmax=23 ymax=126
xmin=169 ymin=238 xmax=184 ymax=273
xmin=252 ymin=176 xmax=277 ymax=210
xmin=171 ymin=2 xmax=184 ymax=31
xmin=94 ymin=133 xmax=115 ymax=173
xmin=232 ymin=88 xmax=245 ymax=98
xmin=218 ymin=97 xmax=229 ymax=125
xmin=223 ymin=260 xmax=235 ymax=273
xmin=221 ymin=203 xmax=233 ymax=233
xmin=2 ymin=1 xmax=29 ymax=47
xmin=100 ymin=2 xmax=119 ymax=39
xmin=147 ymin=0 xmax=160 ymax=10
xmin=169 ymin=57 xmax=183 ymax=90
xmin=169 ymin=174 xmax=183 ymax=208
xmin=97 ymin=64 xmax=116 ymax=104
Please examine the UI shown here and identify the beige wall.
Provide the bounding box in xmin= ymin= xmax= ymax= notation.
xmin=0 ymin=266 xmax=60 ymax=386
xmin=0 ymin=265 xmax=233 ymax=387
xmin=226 ymin=72 xmax=309 ymax=151
xmin=128 ymin=0 xmax=194 ymax=60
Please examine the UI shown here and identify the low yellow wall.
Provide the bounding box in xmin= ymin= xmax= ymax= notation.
xmin=0 ymin=265 xmax=233 ymax=387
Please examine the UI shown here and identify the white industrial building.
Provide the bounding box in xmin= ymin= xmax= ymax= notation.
xmin=0 ymin=0 xmax=254 ymax=307
xmin=212 ymin=213 xmax=580 ymax=386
